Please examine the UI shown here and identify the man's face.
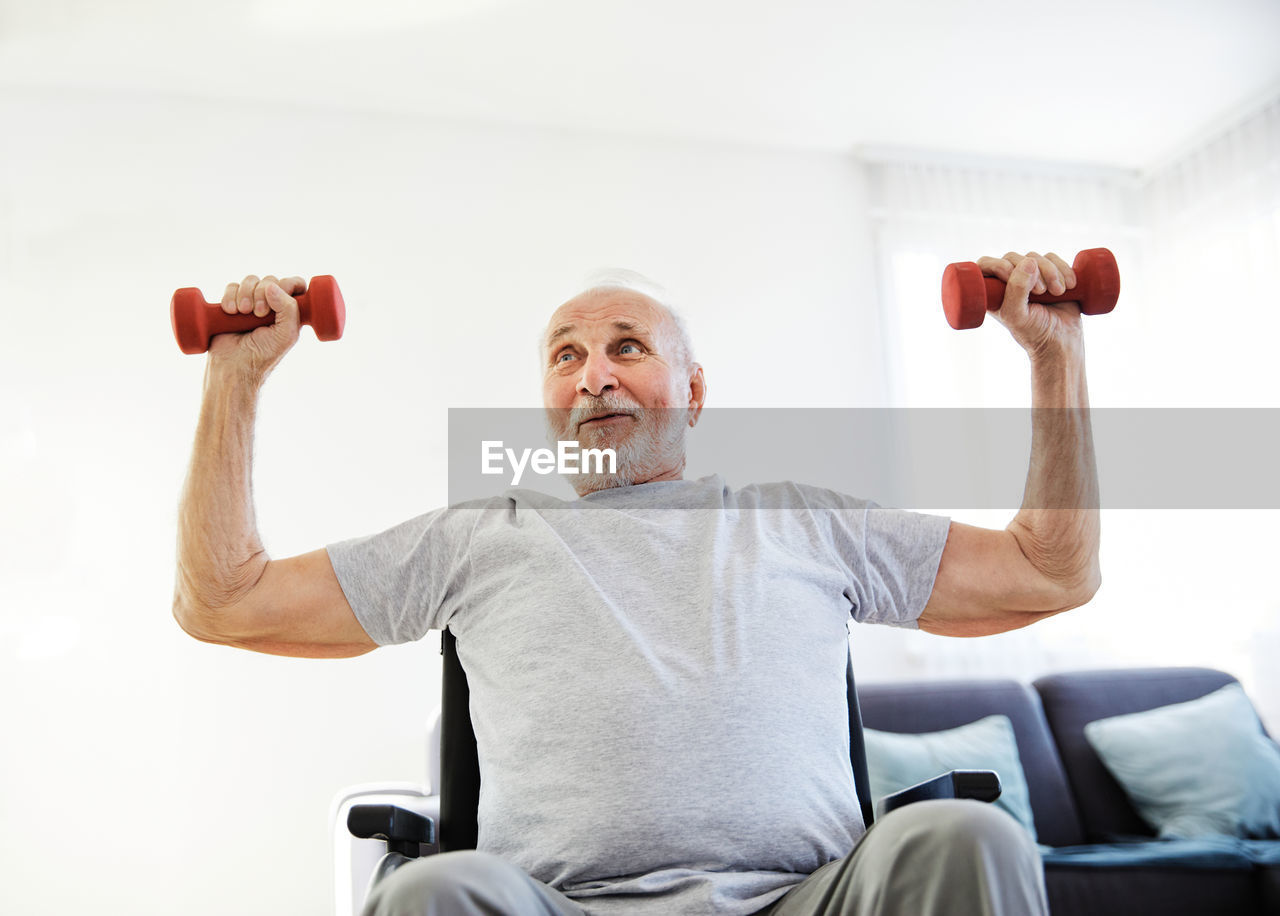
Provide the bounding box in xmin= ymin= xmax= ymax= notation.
xmin=542 ymin=288 xmax=705 ymax=494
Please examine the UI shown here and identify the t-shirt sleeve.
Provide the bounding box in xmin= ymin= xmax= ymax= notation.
xmin=325 ymin=505 xmax=479 ymax=645
xmin=802 ymin=486 xmax=951 ymax=629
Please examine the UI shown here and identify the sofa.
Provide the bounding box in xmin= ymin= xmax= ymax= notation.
xmin=859 ymin=667 xmax=1280 ymax=916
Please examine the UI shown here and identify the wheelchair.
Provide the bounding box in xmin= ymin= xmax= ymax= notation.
xmin=331 ymin=628 xmax=1000 ymax=914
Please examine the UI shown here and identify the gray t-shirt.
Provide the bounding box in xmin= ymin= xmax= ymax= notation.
xmin=327 ymin=475 xmax=950 ymax=914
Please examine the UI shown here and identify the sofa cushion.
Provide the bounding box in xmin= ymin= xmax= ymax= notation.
xmin=1042 ymin=837 xmax=1279 ymax=916
xmin=865 ymin=714 xmax=1038 ymax=839
xmin=1084 ymin=683 xmax=1280 ymax=839
xmin=1242 ymin=839 xmax=1280 ymax=866
xmin=1041 ymin=836 xmax=1257 ymax=870
xmin=859 ymin=679 xmax=1085 ymax=846
xmin=1034 ymin=667 xmax=1242 ymax=841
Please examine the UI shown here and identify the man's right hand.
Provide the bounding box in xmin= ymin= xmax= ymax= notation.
xmin=210 ymin=274 xmax=306 ymax=379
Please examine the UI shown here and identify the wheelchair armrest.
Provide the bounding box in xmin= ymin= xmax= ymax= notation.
xmin=348 ymin=804 xmax=437 ymax=859
xmin=877 ymin=769 xmax=1001 ymax=819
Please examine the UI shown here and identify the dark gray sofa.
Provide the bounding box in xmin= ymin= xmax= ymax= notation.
xmin=859 ymin=667 xmax=1280 ymax=916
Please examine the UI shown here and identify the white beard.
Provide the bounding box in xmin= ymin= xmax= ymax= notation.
xmin=546 ymin=395 xmax=688 ymax=495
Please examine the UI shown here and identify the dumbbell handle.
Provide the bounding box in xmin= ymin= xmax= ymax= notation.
xmin=941 ymin=248 xmax=1120 ymax=330
xmin=170 ymin=275 xmax=346 ymax=354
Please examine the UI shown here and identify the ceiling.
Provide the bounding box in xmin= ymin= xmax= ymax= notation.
xmin=1 ymin=0 xmax=1277 ymax=170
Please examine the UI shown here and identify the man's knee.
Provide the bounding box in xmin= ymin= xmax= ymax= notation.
xmin=870 ymin=800 xmax=1045 ymax=914
xmin=363 ymin=850 xmax=533 ymax=916
xmin=861 ymin=801 xmax=1042 ymax=894
xmin=876 ymin=799 xmax=1035 ymax=858
xmin=772 ymin=801 xmax=1046 ymax=916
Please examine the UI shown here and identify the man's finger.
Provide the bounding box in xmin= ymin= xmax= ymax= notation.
xmin=264 ymin=283 xmax=303 ymax=337
xmin=1045 ymin=252 xmax=1076 ymax=291
xmin=976 ymin=256 xmax=1016 ymax=283
xmin=265 ymin=282 xmax=296 ymax=311
xmin=222 ymin=282 xmax=239 ymax=315
xmin=1023 ymin=252 xmax=1050 ymax=295
xmin=998 ymin=252 xmax=1029 ymax=287
xmin=254 ymin=275 xmax=280 ymax=318
xmin=238 ymin=274 xmax=260 ymax=315
xmin=1027 ymin=252 xmax=1067 ymax=296
xmin=1001 ymin=256 xmax=1039 ymax=322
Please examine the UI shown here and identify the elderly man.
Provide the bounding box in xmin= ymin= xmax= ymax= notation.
xmin=174 ymin=253 xmax=1099 ymax=915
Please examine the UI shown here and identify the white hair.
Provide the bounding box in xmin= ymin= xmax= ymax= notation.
xmin=574 ymin=267 xmax=696 ymax=371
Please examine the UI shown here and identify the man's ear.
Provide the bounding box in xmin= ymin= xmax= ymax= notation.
xmin=687 ymin=364 xmax=706 ymax=427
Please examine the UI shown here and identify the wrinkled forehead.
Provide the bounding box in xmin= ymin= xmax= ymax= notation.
xmin=543 ymin=288 xmax=673 ymax=354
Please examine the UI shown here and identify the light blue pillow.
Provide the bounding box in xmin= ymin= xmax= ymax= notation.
xmin=864 ymin=714 xmax=1037 ymax=840
xmin=1084 ymin=683 xmax=1280 ymax=839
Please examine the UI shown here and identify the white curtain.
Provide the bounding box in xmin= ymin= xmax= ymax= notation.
xmin=855 ymin=96 xmax=1280 ymax=731
xmin=1139 ymin=96 xmax=1280 ymax=406
xmin=868 ymin=155 xmax=1141 ymax=408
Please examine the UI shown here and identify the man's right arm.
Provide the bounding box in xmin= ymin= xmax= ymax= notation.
xmin=172 ymin=275 xmax=377 ymax=659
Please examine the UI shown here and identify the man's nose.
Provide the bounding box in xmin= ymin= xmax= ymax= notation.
xmin=577 ymin=352 xmax=619 ymax=397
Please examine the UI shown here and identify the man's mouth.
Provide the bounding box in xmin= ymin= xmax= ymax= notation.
xmin=579 ymin=412 xmax=635 ymax=430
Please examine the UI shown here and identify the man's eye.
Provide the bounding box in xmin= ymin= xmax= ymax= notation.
xmin=620 ymin=344 xmax=640 ymax=355
xmin=556 ymin=351 xmax=576 ymax=364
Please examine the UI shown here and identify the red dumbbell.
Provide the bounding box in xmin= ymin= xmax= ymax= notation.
xmin=941 ymin=248 xmax=1120 ymax=330
xmin=170 ymin=275 xmax=346 ymax=354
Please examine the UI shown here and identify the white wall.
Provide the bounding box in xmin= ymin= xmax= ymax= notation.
xmin=0 ymin=88 xmax=880 ymax=915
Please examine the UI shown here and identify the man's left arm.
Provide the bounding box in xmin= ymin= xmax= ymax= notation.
xmin=917 ymin=251 xmax=1101 ymax=637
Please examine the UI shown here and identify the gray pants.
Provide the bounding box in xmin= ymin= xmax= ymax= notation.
xmin=363 ymin=800 xmax=1048 ymax=916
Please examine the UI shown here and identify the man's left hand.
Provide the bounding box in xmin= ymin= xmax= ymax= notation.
xmin=976 ymin=251 xmax=1084 ymax=359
